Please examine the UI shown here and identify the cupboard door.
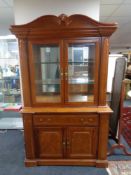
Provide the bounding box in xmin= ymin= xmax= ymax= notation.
xmin=64 ymin=39 xmax=99 ymax=105
xmin=29 ymin=40 xmax=64 ymax=105
xmin=35 ymin=128 xmax=64 ymax=158
xmin=67 ymin=127 xmax=98 ymax=158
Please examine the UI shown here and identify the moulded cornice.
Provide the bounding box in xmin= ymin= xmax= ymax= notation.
xmin=10 ymin=14 xmax=117 ymax=38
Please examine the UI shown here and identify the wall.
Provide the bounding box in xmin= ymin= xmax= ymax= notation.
xmin=14 ymin=0 xmax=100 ymax=24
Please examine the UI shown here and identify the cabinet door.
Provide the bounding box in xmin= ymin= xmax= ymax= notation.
xmin=64 ymin=39 xmax=100 ymax=105
xmin=28 ymin=40 xmax=64 ymax=106
xmin=35 ymin=127 xmax=64 ymax=158
xmin=67 ymin=127 xmax=98 ymax=158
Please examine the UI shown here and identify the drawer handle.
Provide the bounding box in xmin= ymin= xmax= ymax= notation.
xmin=80 ymin=118 xmax=84 ymax=122
xmin=39 ymin=118 xmax=51 ymax=122
xmin=88 ymin=118 xmax=94 ymax=122
xmin=39 ymin=118 xmax=43 ymax=122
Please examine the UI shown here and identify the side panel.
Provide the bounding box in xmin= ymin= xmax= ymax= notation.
xmin=99 ymin=37 xmax=109 ymax=106
xmin=96 ymin=113 xmax=110 ymax=167
xmin=22 ymin=114 xmax=35 ymax=159
xmin=18 ymin=39 xmax=32 ymax=106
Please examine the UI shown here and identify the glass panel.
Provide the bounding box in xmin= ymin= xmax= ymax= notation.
xmin=33 ymin=44 xmax=60 ymax=103
xmin=0 ymin=39 xmax=21 ymax=104
xmin=68 ymin=43 xmax=95 ymax=102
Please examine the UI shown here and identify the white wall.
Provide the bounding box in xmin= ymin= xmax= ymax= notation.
xmin=14 ymin=0 xmax=100 ymax=24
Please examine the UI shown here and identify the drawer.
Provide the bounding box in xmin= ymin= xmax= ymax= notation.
xmin=33 ymin=114 xmax=98 ymax=126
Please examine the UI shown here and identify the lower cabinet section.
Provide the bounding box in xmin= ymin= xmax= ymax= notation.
xmin=34 ymin=127 xmax=98 ymax=159
xmin=22 ymin=112 xmax=110 ymax=167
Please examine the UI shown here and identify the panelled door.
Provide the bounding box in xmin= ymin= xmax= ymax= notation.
xmin=67 ymin=127 xmax=98 ymax=158
xmin=35 ymin=127 xmax=65 ymax=158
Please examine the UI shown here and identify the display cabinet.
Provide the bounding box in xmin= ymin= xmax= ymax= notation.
xmin=10 ymin=14 xmax=117 ymax=167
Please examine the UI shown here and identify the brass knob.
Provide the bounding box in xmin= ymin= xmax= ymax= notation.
xmin=47 ymin=118 xmax=51 ymax=122
xmin=67 ymin=141 xmax=70 ymax=145
xmin=88 ymin=118 xmax=93 ymax=122
xmin=60 ymin=72 xmax=63 ymax=76
xmin=65 ymin=72 xmax=68 ymax=80
xmin=63 ymin=142 xmax=66 ymax=145
xmin=60 ymin=72 xmax=63 ymax=80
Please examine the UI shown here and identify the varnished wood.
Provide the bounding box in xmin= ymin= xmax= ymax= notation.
xmin=33 ymin=114 xmax=98 ymax=126
xmin=99 ymin=37 xmax=109 ymax=106
xmin=34 ymin=127 xmax=64 ymax=158
xmin=97 ymin=114 xmax=110 ymax=160
xmin=67 ymin=127 xmax=98 ymax=158
xmin=21 ymin=106 xmax=113 ymax=113
xmin=18 ymin=39 xmax=32 ymax=106
xmin=10 ymin=14 xmax=117 ymax=39
xmin=11 ymin=14 xmax=117 ymax=167
xmin=25 ymin=158 xmax=108 ymax=167
xmin=22 ymin=114 xmax=35 ymax=158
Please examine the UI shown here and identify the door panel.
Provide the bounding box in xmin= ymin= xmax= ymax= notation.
xmin=35 ymin=127 xmax=64 ymax=158
xmin=67 ymin=127 xmax=98 ymax=158
xmin=64 ymin=39 xmax=100 ymax=105
xmin=28 ymin=40 xmax=64 ymax=106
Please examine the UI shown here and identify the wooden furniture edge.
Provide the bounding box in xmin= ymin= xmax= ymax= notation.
xmin=20 ymin=106 xmax=113 ymax=114
xmin=25 ymin=158 xmax=108 ymax=167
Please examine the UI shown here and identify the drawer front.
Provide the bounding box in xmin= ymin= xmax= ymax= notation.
xmin=33 ymin=114 xmax=98 ymax=126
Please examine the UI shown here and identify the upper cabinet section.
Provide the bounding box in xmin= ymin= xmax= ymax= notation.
xmin=28 ymin=38 xmax=99 ymax=106
xmin=10 ymin=14 xmax=117 ymax=107
xmin=10 ymin=14 xmax=117 ymax=39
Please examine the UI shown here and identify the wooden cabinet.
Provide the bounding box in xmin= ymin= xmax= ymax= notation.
xmin=10 ymin=14 xmax=117 ymax=167
xmin=35 ymin=126 xmax=97 ymax=159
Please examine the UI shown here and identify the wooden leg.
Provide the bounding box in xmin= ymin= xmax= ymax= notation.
xmin=22 ymin=114 xmax=36 ymax=160
xmin=96 ymin=114 xmax=109 ymax=168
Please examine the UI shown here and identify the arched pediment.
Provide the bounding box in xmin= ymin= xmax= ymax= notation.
xmin=10 ymin=14 xmax=117 ymax=38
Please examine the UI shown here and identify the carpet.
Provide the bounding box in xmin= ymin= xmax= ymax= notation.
xmin=107 ymin=161 xmax=131 ymax=175
xmin=0 ymin=130 xmax=108 ymax=175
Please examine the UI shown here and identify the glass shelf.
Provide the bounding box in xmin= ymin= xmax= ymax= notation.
xmin=35 ymin=61 xmax=59 ymax=64
xmin=69 ymin=78 xmax=94 ymax=84
xmin=35 ymin=79 xmax=60 ymax=85
xmin=68 ymin=60 xmax=95 ymax=63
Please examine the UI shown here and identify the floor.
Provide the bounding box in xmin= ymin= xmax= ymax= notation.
xmin=0 ymin=111 xmax=23 ymax=129
xmin=0 ymin=117 xmax=23 ymax=129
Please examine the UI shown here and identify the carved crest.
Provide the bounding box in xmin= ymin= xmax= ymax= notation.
xmin=57 ymin=14 xmax=72 ymax=26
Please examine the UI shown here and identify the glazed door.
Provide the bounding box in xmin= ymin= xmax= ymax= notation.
xmin=67 ymin=127 xmax=98 ymax=158
xmin=28 ymin=40 xmax=64 ymax=106
xmin=64 ymin=39 xmax=100 ymax=105
xmin=35 ymin=127 xmax=64 ymax=158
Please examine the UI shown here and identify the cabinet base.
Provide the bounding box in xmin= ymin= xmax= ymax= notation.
xmin=25 ymin=159 xmax=108 ymax=168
